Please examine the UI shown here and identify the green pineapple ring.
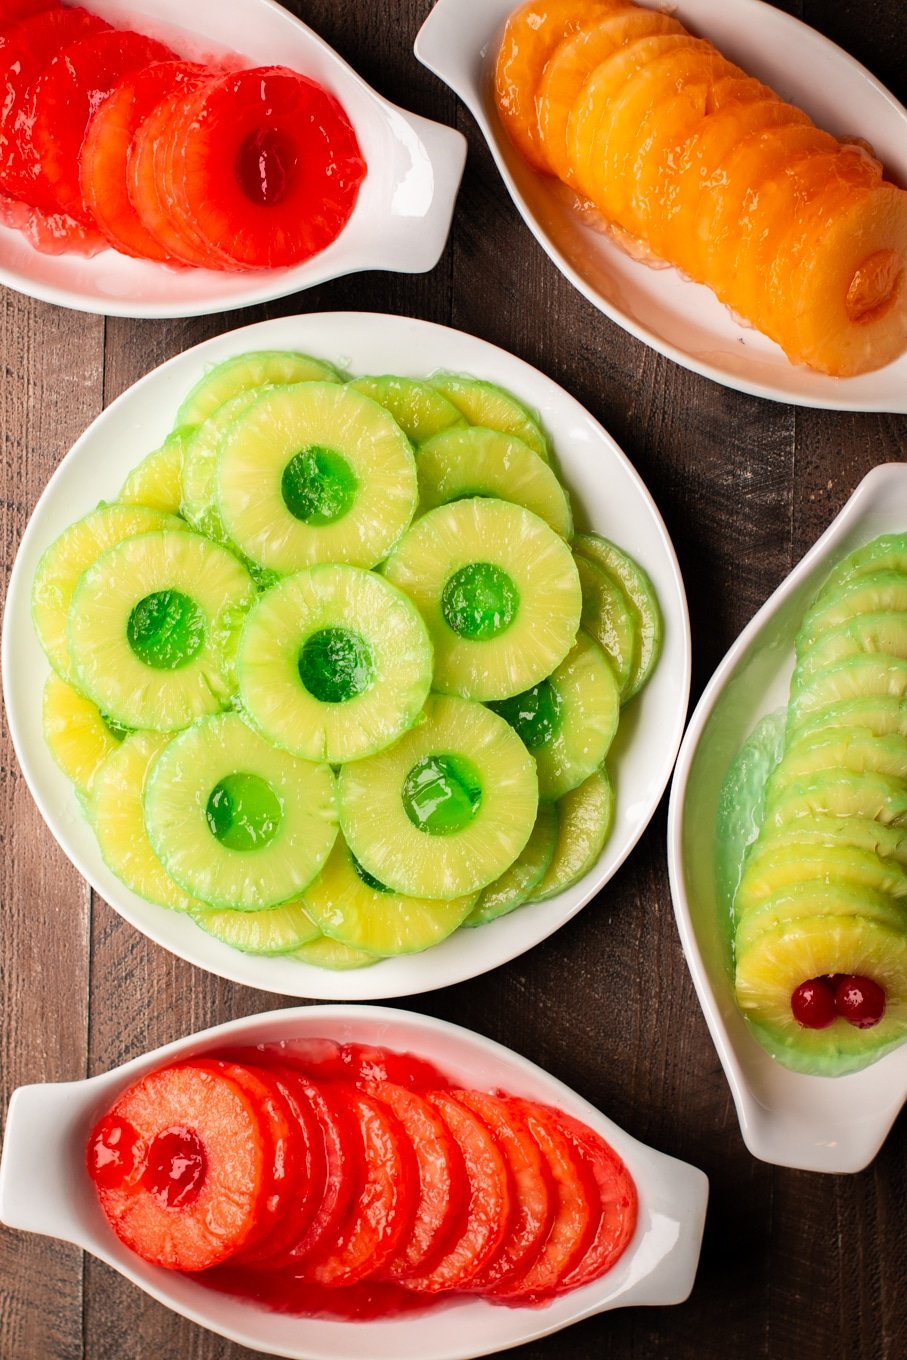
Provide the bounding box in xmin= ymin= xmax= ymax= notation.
xmin=237 ymin=564 xmax=433 ymax=764
xmin=416 ymin=425 xmax=573 ymax=538
xmin=119 ymin=428 xmax=187 ymax=515
xmin=32 ymin=502 xmax=185 ymax=684
xmin=181 ymin=387 xmax=266 ymax=540
xmin=489 ymin=630 xmax=620 ymax=801
xmin=382 ymin=498 xmax=582 ymax=701
xmin=144 ymin=712 xmax=337 ymax=911
xmin=338 ymin=694 xmax=538 ymax=899
xmin=303 ymin=835 xmax=476 ymax=955
xmin=215 ymin=382 xmax=418 ymax=573
xmin=92 ymin=731 xmax=206 ymax=913
xmin=67 ymin=530 xmax=255 ymax=731
xmin=43 ymin=673 xmax=124 ymax=799
xmin=532 ymin=766 xmax=615 ymax=902
xmin=176 ymin=349 xmax=342 ymax=429
xmin=347 ymin=374 xmax=464 ymax=446
xmin=192 ymin=899 xmax=321 ymax=955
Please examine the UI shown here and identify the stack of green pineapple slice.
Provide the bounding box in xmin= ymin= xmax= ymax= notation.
xmin=34 ymin=349 xmax=662 ymax=971
xmin=722 ymin=532 xmax=907 ymax=1074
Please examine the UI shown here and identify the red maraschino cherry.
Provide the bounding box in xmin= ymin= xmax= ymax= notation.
xmin=834 ymin=975 xmax=886 ymax=1029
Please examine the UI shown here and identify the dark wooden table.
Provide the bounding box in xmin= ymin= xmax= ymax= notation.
xmin=2 ymin=2 xmax=906 ymax=1357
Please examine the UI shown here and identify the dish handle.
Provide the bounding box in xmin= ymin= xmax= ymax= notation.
xmin=362 ymin=107 xmax=467 ymax=275
xmin=414 ymin=0 xmax=494 ymax=108
xmin=613 ymin=1152 xmax=709 ymax=1310
xmin=1 ymin=1081 xmax=96 ymax=1246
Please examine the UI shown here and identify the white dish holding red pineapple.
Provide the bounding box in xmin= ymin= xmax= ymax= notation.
xmin=0 ymin=0 xmax=466 ymax=316
xmin=0 ymin=1004 xmax=708 ymax=1360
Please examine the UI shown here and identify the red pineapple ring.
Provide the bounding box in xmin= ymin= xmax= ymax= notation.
xmin=30 ymin=28 xmax=177 ymax=223
xmin=168 ymin=66 xmax=367 ymax=269
xmin=0 ymin=6 xmax=110 ymax=203
xmin=80 ymin=59 xmax=213 ymax=261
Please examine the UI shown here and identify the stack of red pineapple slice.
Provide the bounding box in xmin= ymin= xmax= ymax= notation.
xmin=87 ymin=1046 xmax=637 ymax=1305
xmin=0 ymin=1 xmax=366 ymax=267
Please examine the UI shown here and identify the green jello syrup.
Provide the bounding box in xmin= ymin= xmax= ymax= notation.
xmin=441 ymin=563 xmax=518 ymax=641
xmin=352 ymin=854 xmax=392 ymax=894
xmin=206 ymin=773 xmax=282 ymax=852
xmin=402 ymin=754 xmax=483 ymax=835
xmin=127 ymin=590 xmax=205 ymax=670
xmin=298 ymin=628 xmax=374 ymax=703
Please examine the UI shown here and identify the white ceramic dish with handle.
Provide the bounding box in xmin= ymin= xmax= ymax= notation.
xmin=0 ymin=1003 xmax=709 ymax=1360
xmin=415 ymin=0 xmax=907 ymax=411
xmin=0 ymin=0 xmax=466 ymax=317
xmin=2 ymin=310 xmax=690 ymax=1001
xmin=667 ymin=464 xmax=907 ymax=1174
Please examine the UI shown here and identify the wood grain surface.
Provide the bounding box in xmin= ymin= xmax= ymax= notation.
xmin=1 ymin=2 xmax=906 ymax=1357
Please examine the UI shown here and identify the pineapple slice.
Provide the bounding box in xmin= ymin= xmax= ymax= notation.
xmin=303 ymin=835 xmax=476 ymax=956
xmin=573 ymin=532 xmax=661 ymax=700
xmin=68 ymin=529 xmax=255 ymax=731
xmin=192 ymin=899 xmax=320 ymax=955
xmin=181 ymin=387 xmax=265 ymax=540
xmin=788 ymin=655 xmax=907 ymax=733
xmin=347 ymin=374 xmax=463 ymax=447
xmin=735 ymin=915 xmax=907 ymax=1076
xmin=216 ymin=382 xmax=417 ymax=573
xmin=337 ymin=695 xmax=538 ymax=899
xmin=797 ymin=570 xmax=907 ymax=652
xmin=91 ymin=731 xmax=206 ymax=912
xmin=768 ymin=729 xmax=907 ymax=791
xmin=144 ymin=712 xmax=337 ymax=910
xmin=537 ymin=5 xmax=687 ymax=183
xmin=42 ymin=673 xmax=123 ymax=798
xmin=763 ymin=769 xmax=907 ymax=833
xmin=792 ymin=695 xmax=907 ymax=744
xmin=736 ymin=846 xmax=907 ymax=920
xmin=290 ymin=935 xmax=380 ymax=970
xmin=532 ymin=765 xmax=614 ymax=901
xmin=574 ymin=553 xmax=637 ymax=698
xmin=797 ymin=612 xmax=907 ymax=682
xmin=489 ymin=630 xmax=620 ymax=800
xmin=175 ymin=349 xmax=342 ymax=429
xmin=495 ymin=0 xmax=628 ymax=170
xmin=382 ymin=498 xmax=581 ymax=701
xmin=427 ymin=373 xmax=550 ymax=463
xmin=32 ymin=502 xmax=184 ymax=684
xmin=416 ymin=426 xmax=573 ymax=538
xmin=815 ymin=532 xmax=907 ymax=598
xmin=465 ymin=801 xmax=558 ymax=926
xmin=119 ymin=428 xmax=187 ymax=514
xmin=237 ymin=564 xmax=432 ymax=764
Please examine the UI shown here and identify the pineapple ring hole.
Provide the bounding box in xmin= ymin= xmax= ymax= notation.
xmin=441 ymin=562 xmax=519 ymax=640
xmin=235 ymin=126 xmax=298 ymax=207
xmin=489 ymin=678 xmax=564 ymax=750
xmin=297 ymin=627 xmax=374 ymax=703
xmin=141 ymin=1127 xmax=207 ymax=1209
xmin=281 ymin=446 xmax=358 ymax=525
xmin=402 ymin=753 xmax=484 ymax=836
xmin=845 ymin=249 xmax=903 ymax=325
xmin=127 ymin=589 xmax=205 ymax=671
xmin=205 ymin=773 xmax=283 ymax=852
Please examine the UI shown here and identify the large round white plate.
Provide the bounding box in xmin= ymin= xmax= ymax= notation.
xmin=668 ymin=465 xmax=907 ymax=1173
xmin=416 ymin=0 xmax=907 ymax=412
xmin=0 ymin=1004 xmax=708 ymax=1360
xmin=0 ymin=0 xmax=465 ymax=317
xmin=3 ymin=311 xmax=690 ymax=999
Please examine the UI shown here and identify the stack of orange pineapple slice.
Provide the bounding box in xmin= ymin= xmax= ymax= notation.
xmin=495 ymin=0 xmax=907 ymax=377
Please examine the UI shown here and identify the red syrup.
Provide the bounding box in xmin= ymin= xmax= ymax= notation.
xmin=89 ymin=1040 xmax=638 ymax=1321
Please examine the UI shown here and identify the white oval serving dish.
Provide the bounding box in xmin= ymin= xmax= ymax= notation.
xmin=2 ymin=310 xmax=691 ymax=1000
xmin=0 ymin=1003 xmax=708 ymax=1360
xmin=0 ymin=0 xmax=466 ymax=317
xmin=668 ymin=463 xmax=907 ymax=1173
xmin=415 ymin=0 xmax=907 ymax=412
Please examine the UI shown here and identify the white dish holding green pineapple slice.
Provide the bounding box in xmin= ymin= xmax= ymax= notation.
xmin=669 ymin=463 xmax=907 ymax=1172
xmin=4 ymin=312 xmax=689 ymax=999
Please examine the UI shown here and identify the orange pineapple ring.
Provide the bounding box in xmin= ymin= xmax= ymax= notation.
xmin=495 ymin=0 xmax=627 ymax=170
xmin=735 ymin=147 xmax=882 ymax=340
xmin=696 ymin=122 xmax=837 ymax=303
xmin=775 ymin=179 xmax=907 ymax=374
xmin=567 ymin=32 xmax=698 ymax=207
xmin=536 ymin=5 xmax=685 ymax=182
xmin=617 ymin=48 xmax=741 ymax=239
